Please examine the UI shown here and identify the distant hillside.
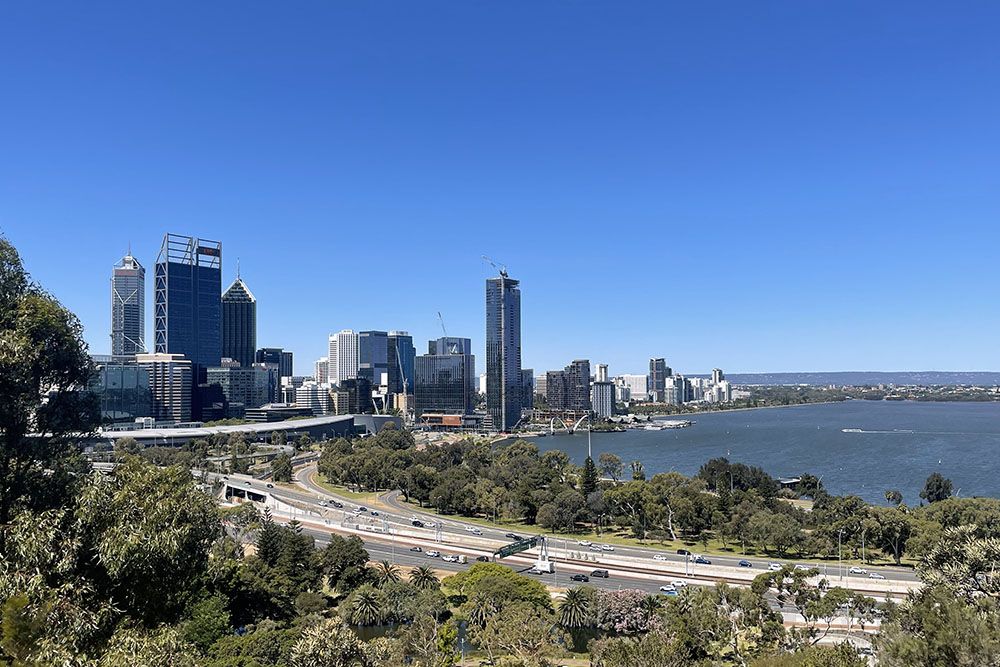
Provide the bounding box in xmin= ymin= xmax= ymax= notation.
xmin=724 ymin=371 xmax=1000 ymax=386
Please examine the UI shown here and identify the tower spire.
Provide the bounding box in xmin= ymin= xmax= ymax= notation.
xmin=237 ymin=257 xmax=241 ymax=280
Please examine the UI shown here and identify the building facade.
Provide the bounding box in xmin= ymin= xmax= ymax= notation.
xmin=521 ymin=368 xmax=534 ymax=409
xmin=414 ymin=351 xmax=476 ymax=416
xmin=617 ymin=374 xmax=648 ymax=402
xmin=545 ymin=359 xmax=591 ymax=411
xmin=136 ymin=352 xmax=193 ymax=423
xmin=111 ymin=252 xmax=145 ymax=356
xmin=387 ymin=331 xmax=416 ymax=396
xmin=154 ymin=234 xmax=222 ymax=372
xmin=314 ymin=357 xmax=329 ymax=384
xmin=486 ymin=274 xmax=522 ymax=431
xmin=328 ymin=330 xmax=359 ymax=384
xmin=591 ymin=381 xmax=615 ymax=418
xmin=221 ymin=277 xmax=256 ymax=368
xmin=647 ymin=358 xmax=671 ymax=402
xmin=90 ymin=355 xmax=152 ymax=423
xmin=206 ymin=364 xmax=269 ymax=416
xmin=295 ymin=381 xmax=331 ymax=416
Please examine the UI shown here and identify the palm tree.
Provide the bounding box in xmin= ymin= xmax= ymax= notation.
xmin=373 ymin=560 xmax=400 ymax=587
xmin=558 ymin=587 xmax=591 ymax=629
xmin=639 ymin=594 xmax=662 ymax=620
xmin=409 ymin=565 xmax=440 ymax=590
xmin=348 ymin=585 xmax=384 ymax=626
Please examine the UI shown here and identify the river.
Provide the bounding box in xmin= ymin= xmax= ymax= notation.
xmin=526 ymin=400 xmax=1000 ymax=504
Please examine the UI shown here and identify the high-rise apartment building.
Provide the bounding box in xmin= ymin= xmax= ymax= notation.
xmin=358 ymin=330 xmax=389 ymax=388
xmin=136 ymin=352 xmax=193 ymax=422
xmin=712 ymin=368 xmax=725 ymax=385
xmin=546 ymin=359 xmax=591 ymax=412
xmin=221 ymin=276 xmax=256 ymax=368
xmin=295 ymin=381 xmax=330 ymax=416
xmin=111 ymin=252 xmax=145 ymax=356
xmin=591 ymin=380 xmax=615 ymax=418
xmin=617 ymin=374 xmax=648 ymax=402
xmin=328 ymin=330 xmax=359 ymax=385
xmin=647 ymin=358 xmax=671 ymax=403
xmin=521 ymin=368 xmax=534 ymax=409
xmin=595 ymin=363 xmax=609 ymax=383
xmin=486 ymin=273 xmax=522 ymax=431
xmin=206 ymin=363 xmax=269 ymax=416
xmin=314 ymin=357 xmax=329 ymax=384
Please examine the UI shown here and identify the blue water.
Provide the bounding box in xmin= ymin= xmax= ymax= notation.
xmin=527 ymin=401 xmax=1000 ymax=504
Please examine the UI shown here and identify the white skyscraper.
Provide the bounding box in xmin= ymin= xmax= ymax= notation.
xmin=327 ymin=330 xmax=359 ymax=385
xmin=616 ymin=374 xmax=649 ymax=402
xmin=595 ymin=363 xmax=609 ymax=383
xmin=314 ymin=357 xmax=329 ymax=384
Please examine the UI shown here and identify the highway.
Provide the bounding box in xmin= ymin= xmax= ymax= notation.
xmin=287 ymin=462 xmax=918 ymax=592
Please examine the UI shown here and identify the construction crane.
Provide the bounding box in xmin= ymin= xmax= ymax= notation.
xmin=481 ymin=255 xmax=508 ymax=278
xmin=437 ymin=311 xmax=448 ymax=338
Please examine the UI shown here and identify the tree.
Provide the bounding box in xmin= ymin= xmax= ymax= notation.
xmin=99 ymin=627 xmax=200 ymax=667
xmin=409 ymin=566 xmax=440 ymax=590
xmin=884 ymin=489 xmax=903 ymax=507
xmin=182 ymin=595 xmax=231 ymax=653
xmin=558 ymin=587 xmax=594 ymax=629
xmin=0 ymin=237 xmax=99 ymax=554
xmin=114 ymin=436 xmax=142 ymax=459
xmin=630 ymin=460 xmax=646 ymax=481
xmin=590 ymin=630 xmax=687 ymax=667
xmin=344 ymin=584 xmax=384 ymax=627
xmin=322 ymin=535 xmax=371 ymax=591
xmin=919 ymin=525 xmax=1000 ymax=601
xmin=372 ymin=560 xmax=401 ymax=587
xmin=599 ymin=452 xmax=624 ymax=483
xmin=537 ymin=489 xmax=586 ymax=533
xmin=271 ymin=453 xmax=293 ymax=483
xmin=869 ymin=506 xmax=914 ymax=565
xmin=920 ymin=472 xmax=953 ymax=503
xmin=581 ymin=456 xmax=599 ymax=495
xmin=594 ymin=589 xmax=661 ymax=635
xmin=755 ymin=642 xmax=868 ymax=667
xmin=290 ymin=616 xmax=390 ymax=667
xmin=472 ymin=602 xmax=566 ymax=667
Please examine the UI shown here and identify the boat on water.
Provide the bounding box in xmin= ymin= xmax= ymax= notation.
xmin=643 ymin=420 xmax=695 ymax=430
xmin=842 ymin=428 xmax=863 ymax=433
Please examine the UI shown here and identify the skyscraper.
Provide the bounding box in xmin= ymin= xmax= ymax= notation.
xmin=545 ymin=360 xmax=591 ymax=411
xmin=486 ymin=273 xmax=522 ymax=431
xmin=111 ymin=251 xmax=145 ymax=356
xmin=414 ymin=342 xmax=476 ymax=416
xmin=136 ymin=352 xmax=193 ymax=422
xmin=358 ymin=330 xmax=389 ymax=387
xmin=221 ymin=276 xmax=256 ymax=368
xmin=154 ymin=234 xmax=222 ymax=371
xmin=387 ymin=331 xmax=416 ymax=395
xmin=328 ymin=330 xmax=359 ymax=384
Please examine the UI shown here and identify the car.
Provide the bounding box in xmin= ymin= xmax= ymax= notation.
xmin=767 ymin=563 xmax=782 ymax=571
xmin=578 ymin=540 xmax=593 ymax=547
xmin=570 ymin=574 xmax=590 ymax=582
xmin=371 ymin=511 xmax=380 ymax=517
xmin=693 ymin=555 xmax=711 ymax=565
xmin=222 ymin=476 xmax=228 ymax=481
xmin=738 ymin=560 xmax=753 ymax=568
xmin=426 ymin=551 xmax=440 ymax=558
xmin=848 ymin=566 xmax=868 ymax=575
xmin=410 ymin=546 xmax=422 ymax=552
xmin=794 ymin=564 xmax=813 ymax=572
xmin=505 ymin=533 xmax=522 ymax=540
xmin=266 ymin=483 xmax=274 ymax=488
xmin=588 ymin=545 xmax=602 ymax=552
xmin=527 ymin=567 xmax=545 ymax=575
xmin=357 ymin=506 xmax=368 ymax=513
xmin=442 ymin=555 xmax=459 ymax=563
xmin=411 ymin=520 xmax=425 ymax=528
xmin=869 ymin=572 xmax=886 ymax=580
xmin=600 ymin=544 xmax=615 ymax=552
xmin=470 ymin=527 xmax=483 ymax=536
xmin=677 ymin=549 xmax=690 ymax=556
xmin=319 ymin=501 xmax=327 ymax=506
xmin=591 ymin=569 xmax=610 ymax=578
xmin=653 ymin=554 xmax=669 ymax=561
xmin=671 ymin=580 xmax=688 ymax=588
xmin=660 ymin=588 xmax=679 ymax=596
xmin=658 ymin=584 xmax=676 ymax=593
xmin=424 ymin=521 xmax=436 ymax=528
xmin=245 ymin=481 xmax=252 ymax=486
xmin=332 ymin=501 xmax=344 ymax=509
xmin=476 ymin=555 xmax=490 ymax=562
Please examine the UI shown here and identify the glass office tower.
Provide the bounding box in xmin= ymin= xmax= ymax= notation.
xmin=154 ymin=234 xmax=222 ymax=418
xmin=221 ymin=276 xmax=256 ymax=368
xmin=358 ymin=330 xmax=389 ymax=386
xmin=111 ymin=252 xmax=145 ymax=356
xmin=486 ymin=273 xmax=522 ymax=431
xmin=387 ymin=331 xmax=416 ymax=395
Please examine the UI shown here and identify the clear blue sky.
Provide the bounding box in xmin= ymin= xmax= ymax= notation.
xmin=2 ymin=2 xmax=999 ymax=376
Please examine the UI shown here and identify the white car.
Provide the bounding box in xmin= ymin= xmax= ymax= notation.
xmin=794 ymin=564 xmax=812 ymax=571
xmin=424 ymin=522 xmax=436 ymax=528
xmin=600 ymin=544 xmax=615 ymax=552
xmin=658 ymin=584 xmax=676 ymax=593
xmin=653 ymin=554 xmax=669 ymax=561
xmin=869 ymin=572 xmax=886 ymax=580
xmin=426 ymin=550 xmax=440 ymax=558
xmin=767 ymin=563 xmax=782 ymax=572
xmin=578 ymin=540 xmax=593 ymax=547
xmin=849 ymin=566 xmax=868 ymax=575
xmin=670 ymin=579 xmax=688 ymax=588
xmin=589 ymin=545 xmax=602 ymax=552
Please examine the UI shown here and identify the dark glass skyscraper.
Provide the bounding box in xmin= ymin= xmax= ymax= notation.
xmin=647 ymin=357 xmax=670 ymax=403
xmin=111 ymin=252 xmax=145 ymax=356
xmin=358 ymin=330 xmax=389 ymax=387
xmin=486 ymin=273 xmax=522 ymax=431
xmin=387 ymin=331 xmax=416 ymax=395
xmin=221 ymin=276 xmax=256 ymax=368
xmin=154 ymin=233 xmax=222 ymax=370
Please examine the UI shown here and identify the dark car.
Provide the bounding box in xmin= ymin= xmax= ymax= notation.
xmin=476 ymin=555 xmax=490 ymax=562
xmin=266 ymin=483 xmax=274 ymax=488
xmin=694 ymin=556 xmax=711 ymax=565
xmin=677 ymin=549 xmax=690 ymax=556
xmin=332 ymin=501 xmax=344 ymax=508
xmin=410 ymin=546 xmax=422 ymax=552
xmin=570 ymin=574 xmax=590 ymax=582
xmin=738 ymin=559 xmax=753 ymax=568
xmin=371 ymin=511 xmax=380 ymax=517
xmin=358 ymin=507 xmax=368 ymax=513
xmin=505 ymin=532 xmax=522 ymax=540
xmin=412 ymin=520 xmax=425 ymax=528
xmin=590 ymin=569 xmax=610 ymax=578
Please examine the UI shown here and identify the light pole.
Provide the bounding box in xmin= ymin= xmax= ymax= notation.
xmin=838 ymin=528 xmax=845 ymax=583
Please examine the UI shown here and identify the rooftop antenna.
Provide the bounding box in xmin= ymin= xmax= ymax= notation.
xmin=481 ymin=255 xmax=508 ymax=278
xmin=237 ymin=257 xmax=241 ymax=280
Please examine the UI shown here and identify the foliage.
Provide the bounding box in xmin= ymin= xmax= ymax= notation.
xmin=272 ymin=453 xmax=294 ymax=483
xmin=290 ymin=616 xmax=390 ymax=667
xmin=920 ymin=472 xmax=953 ymax=504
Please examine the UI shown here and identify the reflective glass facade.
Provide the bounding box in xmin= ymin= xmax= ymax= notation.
xmin=486 ymin=275 xmax=522 ymax=430
xmin=414 ymin=353 xmax=475 ymax=416
xmin=89 ymin=356 xmax=152 ymax=423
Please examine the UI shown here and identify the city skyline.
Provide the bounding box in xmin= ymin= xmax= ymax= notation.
xmin=4 ymin=4 xmax=1000 ymax=374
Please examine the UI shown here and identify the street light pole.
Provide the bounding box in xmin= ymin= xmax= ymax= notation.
xmin=838 ymin=529 xmax=844 ymax=583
